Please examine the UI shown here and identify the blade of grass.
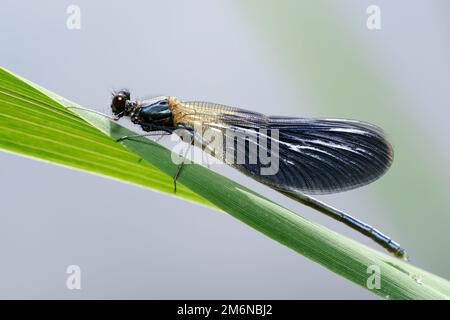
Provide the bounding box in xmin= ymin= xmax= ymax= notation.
xmin=0 ymin=66 xmax=449 ymax=299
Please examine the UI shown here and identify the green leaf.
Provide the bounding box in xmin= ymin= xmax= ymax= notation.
xmin=0 ymin=66 xmax=449 ymax=299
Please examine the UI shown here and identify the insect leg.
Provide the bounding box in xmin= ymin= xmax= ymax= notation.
xmin=172 ymin=144 xmax=192 ymax=192
xmin=172 ymin=127 xmax=194 ymax=192
xmin=116 ymin=131 xmax=172 ymax=142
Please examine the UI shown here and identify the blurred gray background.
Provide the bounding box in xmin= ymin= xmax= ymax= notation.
xmin=0 ymin=0 xmax=449 ymax=299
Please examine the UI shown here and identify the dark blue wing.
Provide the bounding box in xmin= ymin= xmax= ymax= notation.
xmin=184 ymin=102 xmax=393 ymax=195
xmin=207 ymin=117 xmax=392 ymax=195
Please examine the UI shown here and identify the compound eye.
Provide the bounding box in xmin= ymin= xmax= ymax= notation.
xmin=111 ymin=94 xmax=127 ymax=115
xmin=115 ymin=95 xmax=124 ymax=103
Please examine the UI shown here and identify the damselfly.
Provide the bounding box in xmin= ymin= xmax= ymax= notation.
xmin=110 ymin=90 xmax=406 ymax=259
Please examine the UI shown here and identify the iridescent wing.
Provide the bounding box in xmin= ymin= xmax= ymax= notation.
xmin=173 ymin=100 xmax=393 ymax=195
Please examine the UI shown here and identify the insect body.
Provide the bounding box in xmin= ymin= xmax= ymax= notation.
xmin=111 ymin=89 xmax=406 ymax=258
